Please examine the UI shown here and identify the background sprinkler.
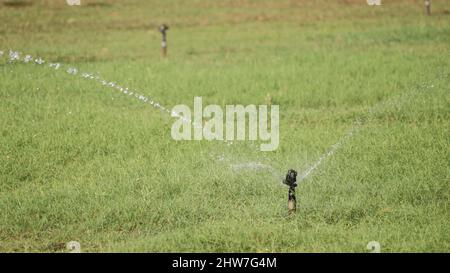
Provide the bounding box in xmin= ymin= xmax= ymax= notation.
xmin=159 ymin=24 xmax=169 ymax=57
xmin=283 ymin=169 xmax=298 ymax=214
xmin=425 ymin=0 xmax=431 ymax=15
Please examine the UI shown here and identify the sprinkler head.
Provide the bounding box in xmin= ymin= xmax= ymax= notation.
xmin=159 ymin=24 xmax=169 ymax=33
xmin=283 ymin=169 xmax=298 ymax=188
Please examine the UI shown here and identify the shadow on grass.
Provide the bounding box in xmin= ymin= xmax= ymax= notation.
xmin=3 ymin=0 xmax=33 ymax=8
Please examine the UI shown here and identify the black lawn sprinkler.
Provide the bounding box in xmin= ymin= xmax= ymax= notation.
xmin=283 ymin=169 xmax=298 ymax=214
xmin=158 ymin=24 xmax=169 ymax=57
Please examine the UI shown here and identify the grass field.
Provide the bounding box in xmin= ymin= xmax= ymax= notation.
xmin=0 ymin=0 xmax=449 ymax=252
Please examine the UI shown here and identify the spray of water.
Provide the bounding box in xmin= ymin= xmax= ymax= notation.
xmin=1 ymin=50 xmax=215 ymax=133
xmin=2 ymin=50 xmax=243 ymax=149
xmin=216 ymin=79 xmax=429 ymax=184
xmin=230 ymin=161 xmax=283 ymax=179
xmin=2 ymin=50 xmax=167 ymax=109
xmin=295 ymin=82 xmax=429 ymax=182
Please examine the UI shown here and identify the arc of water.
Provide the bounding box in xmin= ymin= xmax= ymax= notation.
xmin=0 ymin=49 xmax=238 ymax=146
xmin=222 ymin=83 xmax=427 ymax=184
xmin=297 ymin=83 xmax=427 ymax=182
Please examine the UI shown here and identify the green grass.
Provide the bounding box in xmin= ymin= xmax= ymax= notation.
xmin=0 ymin=0 xmax=449 ymax=252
